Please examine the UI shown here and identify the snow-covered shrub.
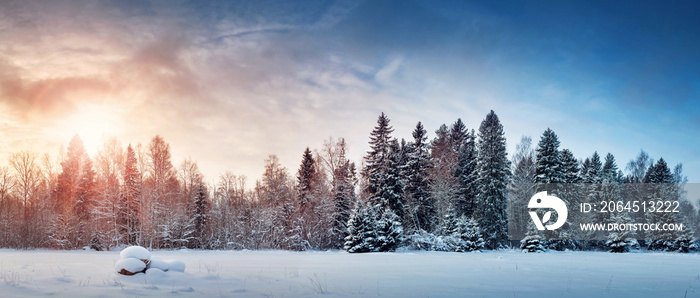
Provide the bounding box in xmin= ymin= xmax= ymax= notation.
xmin=404 ymin=231 xmax=457 ymax=252
xmin=545 ymin=230 xmax=580 ymax=251
xmin=606 ymin=232 xmax=639 ymax=253
xmin=520 ymin=234 xmax=545 ymax=253
xmin=673 ymin=228 xmax=696 ymax=253
xmin=647 ymin=239 xmax=676 ymax=252
xmin=404 ymin=227 xmax=483 ymax=253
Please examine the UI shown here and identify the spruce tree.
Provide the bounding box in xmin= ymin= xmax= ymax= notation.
xmin=455 ymin=129 xmax=478 ymax=218
xmin=591 ymin=153 xmax=622 ymax=250
xmin=560 ymin=149 xmax=580 ymax=184
xmin=123 ymin=144 xmax=141 ymax=245
xmin=376 ymin=207 xmax=403 ymax=252
xmin=363 ymin=113 xmax=394 ymax=198
xmin=560 ymin=148 xmax=583 ymax=247
xmin=451 ymin=216 xmax=485 ymax=252
xmin=297 ymin=147 xmax=316 ymax=211
xmin=580 ymin=157 xmax=591 ymax=181
xmin=404 ymin=122 xmax=434 ymax=233
xmin=450 ymin=118 xmax=467 ymax=152
xmin=192 ymin=183 xmax=208 ymax=248
xmin=602 ymin=153 xmax=621 ymax=183
xmin=332 ymin=160 xmax=355 ymax=248
xmin=580 ymin=152 xmax=604 ymax=246
xmin=644 ymin=158 xmax=680 ymax=251
xmin=583 ymin=152 xmax=603 ymax=183
xmin=475 ymin=111 xmax=510 ymax=249
xmin=535 ymin=128 xmax=564 ymax=184
xmin=534 ymin=129 xmax=569 ymax=249
xmin=344 ymin=204 xmax=378 ymax=253
xmin=378 ymin=139 xmax=405 ymax=218
xmin=674 ymin=225 xmax=696 ymax=253
xmin=355 ymin=113 xmax=404 ymax=251
xmin=520 ymin=225 xmax=545 ymax=253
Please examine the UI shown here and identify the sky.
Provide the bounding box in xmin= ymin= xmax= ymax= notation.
xmin=0 ymin=0 xmax=699 ymax=187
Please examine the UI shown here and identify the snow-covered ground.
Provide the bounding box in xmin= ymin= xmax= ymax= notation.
xmin=1 ymin=249 xmax=699 ymax=297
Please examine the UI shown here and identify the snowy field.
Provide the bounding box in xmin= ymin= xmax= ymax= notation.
xmin=1 ymin=249 xmax=700 ymax=297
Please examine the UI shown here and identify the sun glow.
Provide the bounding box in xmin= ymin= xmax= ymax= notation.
xmin=59 ymin=102 xmax=124 ymax=156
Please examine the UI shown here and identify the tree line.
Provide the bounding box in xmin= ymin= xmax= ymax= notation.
xmin=0 ymin=110 xmax=694 ymax=252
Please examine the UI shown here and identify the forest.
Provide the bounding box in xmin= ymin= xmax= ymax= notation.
xmin=0 ymin=110 xmax=695 ymax=253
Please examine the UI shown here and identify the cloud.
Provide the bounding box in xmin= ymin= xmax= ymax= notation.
xmin=0 ymin=58 xmax=112 ymax=117
xmin=375 ymin=56 xmax=404 ymax=84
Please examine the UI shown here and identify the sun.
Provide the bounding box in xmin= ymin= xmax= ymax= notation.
xmin=60 ymin=102 xmax=124 ymax=156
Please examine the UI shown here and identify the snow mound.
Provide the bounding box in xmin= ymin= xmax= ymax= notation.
xmin=166 ymin=260 xmax=186 ymax=272
xmin=145 ymin=267 xmax=167 ymax=278
xmin=119 ymin=246 xmax=151 ymax=264
xmin=149 ymin=258 xmax=169 ymax=271
xmin=149 ymin=258 xmax=186 ymax=272
xmin=115 ymin=258 xmax=146 ymax=275
xmin=116 ymin=246 xmax=186 ymax=276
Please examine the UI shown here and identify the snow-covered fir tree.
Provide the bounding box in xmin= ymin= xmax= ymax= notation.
xmin=581 ymin=152 xmax=603 ymax=184
xmin=191 ymin=183 xmax=208 ymax=248
xmin=344 ymin=203 xmax=378 ymax=253
xmin=520 ymin=225 xmax=545 ymax=253
xmin=122 ymin=144 xmax=141 ymax=245
xmin=451 ymin=215 xmax=485 ymax=252
xmin=450 ymin=118 xmax=467 ymax=152
xmin=375 ymin=139 xmax=405 ymax=219
xmin=605 ymin=211 xmax=638 ymax=253
xmin=643 ymin=158 xmax=695 ymax=252
xmin=289 ymin=149 xmax=319 ymax=251
xmin=559 ymin=148 xmax=583 ymax=247
xmin=455 ymin=129 xmax=478 ymax=219
xmin=332 ymin=159 xmax=356 ymax=249
xmin=363 ymin=112 xmax=394 ymax=198
xmin=475 ymin=111 xmax=511 ymax=249
xmin=588 ymin=153 xmax=623 ymax=250
xmin=579 ymin=152 xmax=603 ymax=247
xmin=534 ymin=129 xmax=571 ymax=249
xmin=674 ymin=225 xmax=696 ymax=253
xmin=644 ymin=158 xmax=677 ymax=251
xmin=297 ymin=147 xmax=316 ymax=211
xmin=602 ymin=153 xmax=622 ymax=183
xmin=535 ymin=128 xmax=564 ymax=184
xmin=403 ymin=122 xmax=434 ymax=233
xmin=376 ymin=207 xmax=403 ymax=252
xmin=560 ymin=149 xmax=580 ymax=184
xmin=348 ymin=113 xmax=405 ymax=252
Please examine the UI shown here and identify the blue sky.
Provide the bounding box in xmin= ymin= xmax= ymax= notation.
xmin=0 ymin=0 xmax=698 ymax=185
